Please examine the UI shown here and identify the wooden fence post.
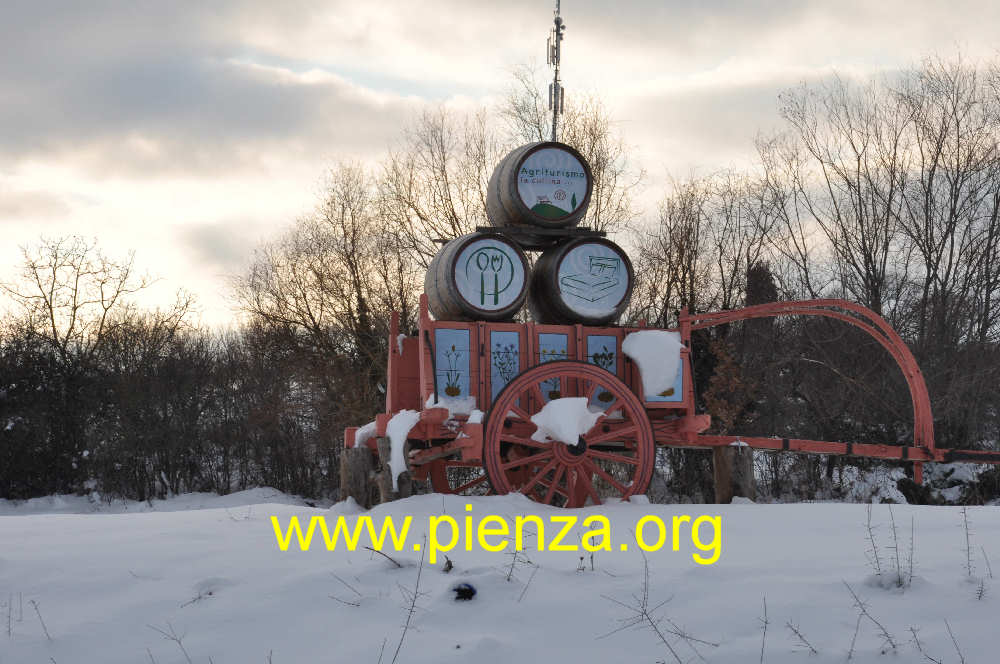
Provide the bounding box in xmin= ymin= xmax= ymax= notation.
xmin=713 ymin=445 xmax=756 ymax=503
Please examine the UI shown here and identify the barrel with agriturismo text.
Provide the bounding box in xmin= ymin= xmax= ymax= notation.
xmin=486 ymin=141 xmax=593 ymax=243
xmin=527 ymin=237 xmax=634 ymax=326
xmin=424 ymin=232 xmax=530 ymax=321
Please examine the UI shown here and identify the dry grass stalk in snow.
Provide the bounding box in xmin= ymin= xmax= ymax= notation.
xmin=599 ymin=550 xmax=717 ymax=664
xmin=30 ymin=600 xmax=51 ymax=641
xmin=908 ymin=626 xmax=943 ymax=664
xmin=945 ymin=619 xmax=966 ymax=664
xmin=758 ymin=596 xmax=768 ymax=664
xmin=843 ymin=581 xmax=897 ymax=653
xmin=785 ymin=621 xmax=818 ymax=654
xmin=390 ymin=535 xmax=427 ymax=664
xmin=147 ymin=622 xmax=192 ymax=664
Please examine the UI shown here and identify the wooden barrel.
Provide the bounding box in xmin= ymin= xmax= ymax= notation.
xmin=486 ymin=142 xmax=593 ymax=242
xmin=527 ymin=237 xmax=634 ymax=325
xmin=425 ymin=232 xmax=530 ymax=321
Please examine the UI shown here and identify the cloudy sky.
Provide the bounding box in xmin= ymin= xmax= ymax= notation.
xmin=2 ymin=0 xmax=999 ymax=326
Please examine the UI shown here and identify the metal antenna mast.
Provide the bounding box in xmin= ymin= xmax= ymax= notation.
xmin=546 ymin=0 xmax=566 ymax=142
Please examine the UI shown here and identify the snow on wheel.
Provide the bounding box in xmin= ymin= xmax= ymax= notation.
xmin=483 ymin=360 xmax=654 ymax=507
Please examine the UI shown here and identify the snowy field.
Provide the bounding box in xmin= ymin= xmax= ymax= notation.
xmin=1 ymin=489 xmax=998 ymax=663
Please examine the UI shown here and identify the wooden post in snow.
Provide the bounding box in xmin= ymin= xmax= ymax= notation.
xmin=713 ymin=444 xmax=756 ymax=503
xmin=340 ymin=446 xmax=375 ymax=509
xmin=376 ymin=437 xmax=413 ymax=503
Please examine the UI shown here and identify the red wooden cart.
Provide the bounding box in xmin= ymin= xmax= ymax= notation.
xmin=344 ymin=294 xmax=1000 ymax=507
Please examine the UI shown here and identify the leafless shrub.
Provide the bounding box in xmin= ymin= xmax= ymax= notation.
xmin=944 ymin=619 xmax=967 ymax=664
xmin=843 ymin=581 xmax=897 ymax=653
xmin=887 ymin=504 xmax=907 ymax=588
xmin=961 ymin=506 xmax=974 ymax=577
xmin=758 ymin=596 xmax=769 ymax=663
xmin=518 ymin=565 xmax=539 ymax=603
xmin=390 ymin=535 xmax=427 ymax=664
xmin=600 ymin=550 xmax=718 ymax=663
xmin=365 ymin=546 xmax=404 ymax=569
xmin=865 ymin=503 xmax=882 ymax=577
xmin=147 ymin=622 xmax=192 ymax=664
xmin=785 ymin=620 xmax=818 ymax=654
xmin=330 ymin=572 xmax=364 ymax=607
xmin=847 ymin=613 xmax=862 ymax=661
xmin=180 ymin=589 xmax=214 ymax=608
xmin=29 ymin=600 xmax=51 ymax=641
xmin=908 ymin=626 xmax=943 ymax=664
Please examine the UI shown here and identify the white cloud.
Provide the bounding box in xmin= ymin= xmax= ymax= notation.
xmin=2 ymin=0 xmax=1000 ymax=325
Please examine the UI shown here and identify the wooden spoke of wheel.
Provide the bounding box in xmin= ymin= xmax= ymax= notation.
xmin=596 ymin=396 xmax=621 ymax=416
xmin=586 ymin=448 xmax=640 ymax=466
xmin=507 ymin=404 xmax=532 ymax=421
xmin=501 ymin=450 xmax=553 ymax=471
xmin=584 ymin=423 xmax=638 ymax=446
xmin=519 ymin=457 xmax=560 ymax=495
xmin=541 ymin=465 xmax=566 ymax=505
xmin=499 ymin=433 xmax=549 ymax=449
xmin=575 ymin=468 xmax=602 ymax=505
xmin=584 ymin=459 xmax=629 ymax=495
xmin=453 ymin=474 xmax=489 ymax=494
xmin=484 ymin=360 xmax=655 ymax=507
xmin=529 ymin=383 xmax=547 ymax=408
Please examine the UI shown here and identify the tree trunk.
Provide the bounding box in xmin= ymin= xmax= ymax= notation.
xmin=713 ymin=445 xmax=756 ymax=503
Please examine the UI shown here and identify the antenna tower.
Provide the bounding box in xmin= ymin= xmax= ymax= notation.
xmin=546 ymin=0 xmax=566 ymax=142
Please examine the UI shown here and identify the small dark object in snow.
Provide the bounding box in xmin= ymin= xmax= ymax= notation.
xmin=453 ymin=583 xmax=476 ymax=600
xmin=443 ymin=556 xmax=453 ymax=573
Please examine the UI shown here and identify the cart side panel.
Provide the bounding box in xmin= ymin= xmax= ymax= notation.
xmin=534 ymin=325 xmax=577 ymax=401
xmin=580 ymin=328 xmax=625 ymax=411
xmin=484 ymin=323 xmax=528 ymax=408
xmin=386 ymin=337 xmax=422 ymax=413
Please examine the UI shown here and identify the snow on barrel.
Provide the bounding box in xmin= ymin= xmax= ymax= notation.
xmin=424 ymin=232 xmax=530 ymax=321
xmin=527 ymin=237 xmax=634 ymax=325
xmin=486 ymin=141 xmax=593 ymax=244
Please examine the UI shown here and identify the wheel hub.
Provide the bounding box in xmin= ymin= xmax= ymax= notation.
xmin=553 ymin=436 xmax=588 ymax=466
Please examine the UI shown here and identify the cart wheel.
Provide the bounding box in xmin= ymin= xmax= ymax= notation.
xmin=483 ymin=360 xmax=655 ymax=507
xmin=427 ymin=458 xmax=494 ymax=496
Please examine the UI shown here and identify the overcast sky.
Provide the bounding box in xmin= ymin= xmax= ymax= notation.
xmin=2 ymin=0 xmax=999 ymax=326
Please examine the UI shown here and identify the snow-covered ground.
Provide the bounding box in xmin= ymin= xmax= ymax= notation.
xmin=1 ymin=490 xmax=998 ymax=663
xmin=0 ymin=487 xmax=321 ymax=517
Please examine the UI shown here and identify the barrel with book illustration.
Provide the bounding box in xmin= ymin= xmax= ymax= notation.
xmin=486 ymin=141 xmax=593 ymax=246
xmin=527 ymin=236 xmax=634 ymax=326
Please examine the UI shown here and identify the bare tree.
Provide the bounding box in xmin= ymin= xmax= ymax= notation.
xmin=756 ymin=133 xmax=827 ymax=299
xmin=895 ymin=55 xmax=1000 ymax=348
xmin=381 ymin=109 xmax=504 ymax=266
xmin=236 ymin=163 xmax=421 ymax=436
xmin=629 ymin=176 xmax=711 ymax=326
xmin=776 ymin=74 xmax=912 ymax=321
xmin=629 ymin=170 xmax=775 ymax=325
xmin=1 ymin=236 xmax=189 ymax=364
